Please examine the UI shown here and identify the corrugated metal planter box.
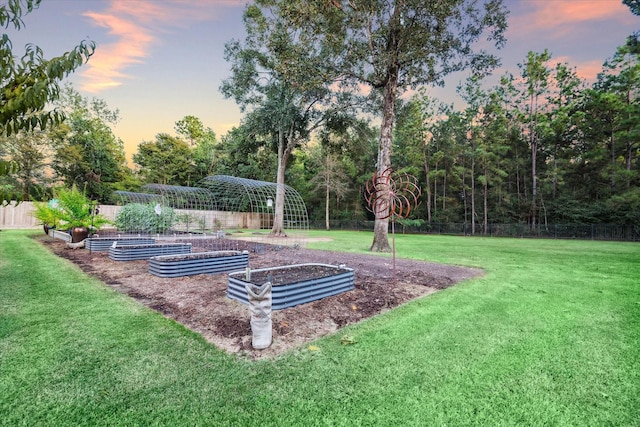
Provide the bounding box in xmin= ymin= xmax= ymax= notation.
xmin=108 ymin=243 xmax=192 ymax=261
xmin=227 ymin=263 xmax=354 ymax=310
xmin=86 ymin=237 xmax=155 ymax=251
xmin=149 ymin=250 xmax=249 ymax=278
xmin=49 ymin=229 xmax=71 ymax=242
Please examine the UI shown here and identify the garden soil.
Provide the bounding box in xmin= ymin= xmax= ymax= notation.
xmin=37 ymin=235 xmax=482 ymax=360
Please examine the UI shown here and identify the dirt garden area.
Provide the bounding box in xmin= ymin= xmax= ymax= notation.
xmin=37 ymin=235 xmax=482 ymax=360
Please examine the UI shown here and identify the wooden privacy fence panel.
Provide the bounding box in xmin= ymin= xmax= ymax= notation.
xmin=0 ymin=202 xmax=261 ymax=231
xmin=0 ymin=202 xmax=120 ymax=229
xmin=0 ymin=202 xmax=39 ymax=229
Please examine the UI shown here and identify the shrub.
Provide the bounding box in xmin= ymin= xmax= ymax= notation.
xmin=115 ymin=203 xmax=175 ymax=234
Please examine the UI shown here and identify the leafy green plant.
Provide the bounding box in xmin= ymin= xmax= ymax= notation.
xmin=31 ymin=201 xmax=63 ymax=229
xmin=115 ymin=203 xmax=175 ymax=233
xmin=55 ymin=185 xmax=110 ymax=231
xmin=31 ymin=186 xmax=110 ymax=232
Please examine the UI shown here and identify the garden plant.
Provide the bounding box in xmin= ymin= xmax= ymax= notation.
xmin=31 ymin=185 xmax=110 ymax=241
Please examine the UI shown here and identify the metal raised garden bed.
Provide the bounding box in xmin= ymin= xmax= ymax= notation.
xmin=148 ymin=250 xmax=249 ymax=278
xmin=86 ymin=237 xmax=156 ymax=251
xmin=227 ymin=263 xmax=355 ymax=310
xmin=108 ymin=243 xmax=192 ymax=261
xmin=48 ymin=229 xmax=71 ymax=242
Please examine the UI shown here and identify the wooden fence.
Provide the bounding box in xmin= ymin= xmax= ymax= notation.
xmin=0 ymin=201 xmax=39 ymax=229
xmin=0 ymin=202 xmax=262 ymax=231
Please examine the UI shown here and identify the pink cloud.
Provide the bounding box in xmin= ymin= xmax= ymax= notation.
xmin=509 ymin=0 xmax=634 ymax=37
xmin=552 ymin=55 xmax=604 ymax=83
xmin=79 ymin=0 xmax=246 ymax=93
xmin=575 ymin=59 xmax=607 ymax=83
xmin=80 ymin=11 xmax=154 ymax=90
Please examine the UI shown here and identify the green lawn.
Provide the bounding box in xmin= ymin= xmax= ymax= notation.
xmin=1 ymin=229 xmax=639 ymax=426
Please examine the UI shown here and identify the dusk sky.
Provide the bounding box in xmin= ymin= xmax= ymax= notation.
xmin=7 ymin=0 xmax=639 ymax=162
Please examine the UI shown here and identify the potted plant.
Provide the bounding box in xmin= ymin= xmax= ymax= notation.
xmin=31 ymin=200 xmax=63 ymax=234
xmin=56 ymin=185 xmax=111 ymax=242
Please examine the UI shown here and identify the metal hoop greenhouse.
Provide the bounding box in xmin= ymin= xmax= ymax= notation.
xmin=110 ymin=175 xmax=309 ymax=251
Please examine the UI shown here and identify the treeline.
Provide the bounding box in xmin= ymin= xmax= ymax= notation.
xmin=2 ymin=44 xmax=639 ymax=230
xmin=390 ymin=46 xmax=640 ymax=230
xmin=298 ymin=46 xmax=640 ymax=230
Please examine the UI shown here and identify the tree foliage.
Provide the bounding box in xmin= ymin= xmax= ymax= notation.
xmin=0 ymin=129 xmax=50 ymax=200
xmin=0 ymin=0 xmax=95 ymax=136
xmin=262 ymin=0 xmax=509 ymax=250
xmin=221 ymin=0 xmax=356 ymax=236
xmin=174 ymin=115 xmax=220 ymax=182
xmin=382 ymin=41 xmax=640 ymax=232
xmin=0 ymin=0 xmax=94 ymax=205
xmin=49 ymin=86 xmax=128 ymax=202
xmin=133 ymin=133 xmax=193 ymax=186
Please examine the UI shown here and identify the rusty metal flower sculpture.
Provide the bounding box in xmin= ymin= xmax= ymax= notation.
xmin=365 ymin=168 xmax=421 ymax=285
xmin=365 ymin=168 xmax=421 ymax=221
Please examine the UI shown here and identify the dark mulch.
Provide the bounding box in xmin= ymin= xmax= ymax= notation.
xmin=37 ymin=235 xmax=482 ymax=359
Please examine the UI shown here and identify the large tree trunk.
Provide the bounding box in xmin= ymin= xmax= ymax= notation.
xmin=271 ymin=128 xmax=293 ymax=237
xmin=369 ymin=72 xmax=398 ymax=252
xmin=369 ymin=3 xmax=405 ymax=253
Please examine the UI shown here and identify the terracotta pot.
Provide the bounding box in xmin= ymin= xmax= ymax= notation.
xmin=71 ymin=227 xmax=90 ymax=243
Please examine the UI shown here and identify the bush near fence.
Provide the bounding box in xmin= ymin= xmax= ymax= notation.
xmin=309 ymin=220 xmax=639 ymax=242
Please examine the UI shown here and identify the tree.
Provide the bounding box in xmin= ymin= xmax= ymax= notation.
xmin=623 ymin=0 xmax=640 ymax=44
xmin=221 ymin=2 xmax=353 ymax=236
xmin=576 ymin=41 xmax=640 ymax=224
xmin=519 ymin=50 xmax=551 ymax=230
xmin=49 ymin=86 xmax=128 ymax=202
xmin=308 ymin=143 xmax=351 ymax=230
xmin=624 ymin=0 xmax=640 ymax=15
xmin=0 ymin=129 xmax=50 ymax=200
xmin=217 ymin=124 xmax=278 ymax=182
xmin=544 ymin=62 xmax=584 ymax=202
xmin=175 ymin=115 xmax=205 ymax=146
xmin=1 ymin=0 xmax=94 ymax=136
xmin=133 ymin=133 xmax=193 ymax=186
xmin=0 ymin=0 xmax=94 ymax=204
xmin=191 ymin=128 xmax=219 ymax=181
xmin=394 ymin=93 xmax=442 ymax=223
xmin=600 ymin=43 xmax=640 ymax=190
xmin=174 ymin=115 xmax=219 ymax=182
xmin=274 ymin=0 xmax=508 ymax=250
xmin=0 ymin=158 xmax=20 ymax=204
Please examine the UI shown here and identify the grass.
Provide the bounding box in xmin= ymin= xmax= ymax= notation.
xmin=1 ymin=229 xmax=639 ymax=426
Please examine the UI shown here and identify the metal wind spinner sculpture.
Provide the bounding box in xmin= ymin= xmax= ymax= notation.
xmin=365 ymin=168 xmax=422 ymax=284
xmin=365 ymin=168 xmax=421 ymax=221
